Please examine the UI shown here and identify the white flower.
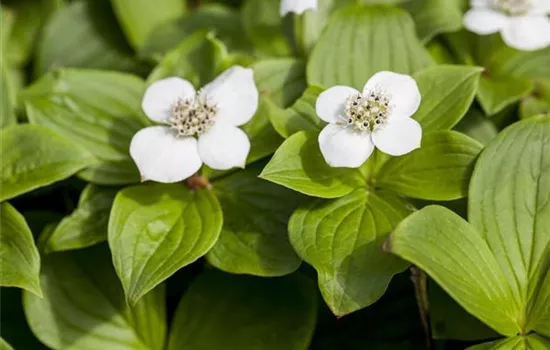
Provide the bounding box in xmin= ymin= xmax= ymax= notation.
xmin=464 ymin=0 xmax=550 ymax=51
xmin=130 ymin=66 xmax=259 ymax=183
xmin=315 ymin=71 xmax=422 ymax=168
xmin=280 ymin=0 xmax=318 ymax=16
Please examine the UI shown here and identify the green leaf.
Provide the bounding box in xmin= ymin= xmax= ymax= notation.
xmin=207 ymin=162 xmax=302 ymax=276
xmin=268 ymin=85 xmax=324 ymax=138
xmin=253 ymin=58 xmax=307 ymax=108
xmin=454 ymin=108 xmax=498 ymax=146
xmin=23 ymin=245 xmax=166 ymax=350
xmin=110 ymin=0 xmax=186 ymax=50
xmin=528 ymin=262 xmax=550 ymax=336
xmin=260 ymin=131 xmax=366 ymax=198
xmin=477 ymin=74 xmax=533 ymax=116
xmin=413 ymin=65 xmax=482 ymax=133
xmin=404 ymin=0 xmax=462 ymax=43
xmin=167 ymin=270 xmax=317 ymax=350
xmin=468 ymin=335 xmax=550 ymax=350
xmin=241 ymin=0 xmax=292 ymax=57
xmin=429 ymin=282 xmax=499 ymax=341
xmin=376 ymin=131 xmax=483 ymax=201
xmin=289 ymin=189 xmax=414 ymax=316
xmin=147 ymin=31 xmax=227 ymax=87
xmin=3 ymin=0 xmax=62 ymax=66
xmin=44 ymin=185 xmax=117 ymax=253
xmin=0 ymin=64 xmax=16 ymax=128
xmin=307 ymin=4 xmax=432 ymax=90
xmin=520 ymin=79 xmax=550 ymax=120
xmin=140 ymin=4 xmax=251 ymax=59
xmin=0 ymin=203 xmax=42 ymax=296
xmin=0 ymin=338 xmax=14 ymax=350
xmin=293 ymin=0 xmax=354 ymax=56
xmin=108 ymin=183 xmax=222 ymax=304
xmin=469 ymin=116 xmax=550 ymax=335
xmin=23 ymin=68 xmax=147 ymax=185
xmin=1 ymin=288 xmax=47 ymax=350
xmin=388 ymin=206 xmax=520 ymax=336
xmin=1 ymin=124 xmax=95 ymax=201
xmin=35 ymin=0 xmax=143 ymax=76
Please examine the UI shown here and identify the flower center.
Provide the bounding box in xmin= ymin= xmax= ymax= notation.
xmin=170 ymin=94 xmax=218 ymax=137
xmin=344 ymin=91 xmax=392 ymax=132
xmin=493 ymin=0 xmax=532 ymax=15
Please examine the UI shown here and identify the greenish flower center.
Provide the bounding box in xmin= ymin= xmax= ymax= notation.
xmin=494 ymin=0 xmax=532 ymax=15
xmin=170 ymin=95 xmax=218 ymax=137
xmin=344 ymin=91 xmax=392 ymax=132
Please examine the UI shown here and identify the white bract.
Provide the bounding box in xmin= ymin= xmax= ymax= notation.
xmin=315 ymin=71 xmax=422 ymax=168
xmin=464 ymin=0 xmax=550 ymax=51
xmin=280 ymin=0 xmax=318 ymax=16
xmin=130 ymin=66 xmax=259 ymax=183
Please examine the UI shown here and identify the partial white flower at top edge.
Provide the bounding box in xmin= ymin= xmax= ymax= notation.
xmin=463 ymin=0 xmax=550 ymax=51
xmin=280 ymin=0 xmax=318 ymax=16
xmin=315 ymin=71 xmax=422 ymax=168
xmin=130 ymin=66 xmax=259 ymax=183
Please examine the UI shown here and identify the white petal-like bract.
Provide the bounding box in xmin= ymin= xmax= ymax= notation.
xmin=501 ymin=16 xmax=550 ymax=51
xmin=280 ymin=0 xmax=318 ymax=16
xmin=318 ymin=124 xmax=375 ymax=168
xmin=201 ymin=66 xmax=259 ymax=127
xmin=142 ymin=77 xmax=196 ymax=123
xmin=463 ymin=9 xmax=508 ymax=34
xmin=130 ymin=126 xmax=202 ymax=183
xmin=363 ymin=71 xmax=421 ymax=119
xmin=371 ymin=118 xmax=422 ymax=156
xmin=316 ymin=86 xmax=359 ymax=124
xmin=198 ymin=122 xmax=251 ymax=170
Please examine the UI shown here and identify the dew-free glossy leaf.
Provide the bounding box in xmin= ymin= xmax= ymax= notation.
xmin=207 ymin=163 xmax=302 ymax=276
xmin=110 ymin=0 xmax=186 ymax=50
xmin=307 ymin=4 xmax=432 ymax=90
xmin=0 ymin=64 xmax=17 ymax=128
xmin=477 ymin=74 xmax=533 ymax=116
xmin=140 ymin=4 xmax=251 ymax=59
xmin=260 ymin=131 xmax=366 ymax=198
xmin=376 ymin=131 xmax=483 ymax=201
xmin=454 ymin=108 xmax=498 ymax=146
xmin=108 ymin=183 xmax=222 ymax=304
xmin=0 ymin=203 xmax=42 ymax=296
xmin=0 ymin=124 xmax=95 ymax=201
xmin=23 ymin=245 xmax=166 ymax=350
xmin=45 ymin=185 xmax=117 ymax=253
xmin=147 ymin=31 xmax=227 ymax=87
xmin=467 ymin=335 xmax=550 ymax=350
xmin=469 ymin=116 xmax=550 ymax=335
xmin=527 ymin=263 xmax=550 ymax=336
xmin=388 ymin=206 xmax=519 ymax=336
xmin=520 ymin=79 xmax=550 ymax=120
xmin=289 ymin=189 xmax=414 ymax=316
xmin=23 ymin=68 xmax=147 ymax=185
xmin=268 ymin=85 xmax=324 ymax=138
xmin=0 ymin=338 xmax=13 ymax=350
xmin=167 ymin=270 xmax=317 ymax=350
xmin=253 ymin=58 xmax=307 ymax=108
xmin=241 ymin=0 xmax=292 ymax=57
xmin=404 ymin=0 xmax=462 ymax=43
xmin=413 ymin=65 xmax=482 ymax=133
xmin=35 ymin=0 xmax=143 ymax=76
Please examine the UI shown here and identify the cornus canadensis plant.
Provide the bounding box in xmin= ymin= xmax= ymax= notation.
xmin=464 ymin=0 xmax=550 ymax=51
xmin=130 ymin=66 xmax=259 ymax=183
xmin=280 ymin=0 xmax=318 ymax=16
xmin=316 ymin=71 xmax=422 ymax=168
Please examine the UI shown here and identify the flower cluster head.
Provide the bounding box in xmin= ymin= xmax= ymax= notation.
xmin=130 ymin=66 xmax=259 ymax=183
xmin=315 ymin=71 xmax=422 ymax=168
xmin=464 ymin=0 xmax=550 ymax=51
xmin=280 ymin=0 xmax=318 ymax=16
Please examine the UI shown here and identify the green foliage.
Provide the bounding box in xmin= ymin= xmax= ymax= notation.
xmin=23 ymin=69 xmax=148 ymax=185
xmin=3 ymin=0 xmax=550 ymax=348
xmin=1 ymin=124 xmax=96 ymax=201
xmin=307 ymin=4 xmax=433 ymax=89
xmin=289 ymin=190 xmax=413 ymax=316
xmin=108 ymin=183 xmax=222 ymax=304
xmin=0 ymin=203 xmax=42 ymax=296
